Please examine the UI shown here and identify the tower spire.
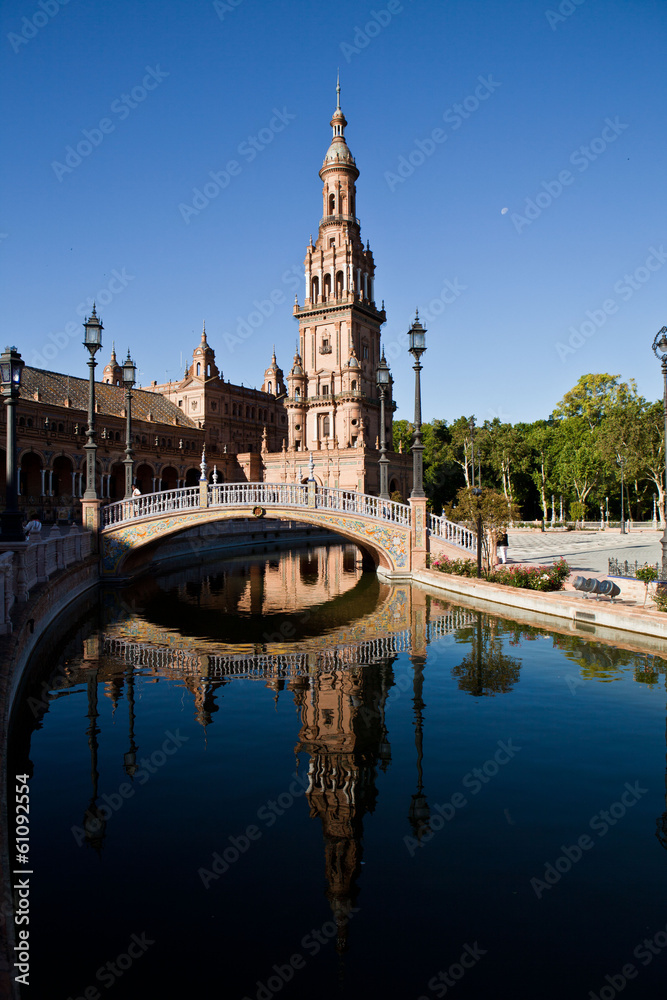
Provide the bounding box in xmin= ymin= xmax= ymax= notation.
xmin=336 ymin=71 xmax=341 ymax=111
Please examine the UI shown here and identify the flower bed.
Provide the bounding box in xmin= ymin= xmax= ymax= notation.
xmin=430 ymin=555 xmax=570 ymax=592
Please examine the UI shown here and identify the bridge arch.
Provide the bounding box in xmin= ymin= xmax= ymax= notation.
xmin=100 ymin=484 xmax=415 ymax=578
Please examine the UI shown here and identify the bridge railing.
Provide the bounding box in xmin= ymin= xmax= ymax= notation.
xmin=102 ymin=483 xmax=412 ymax=528
xmin=428 ymin=512 xmax=477 ymax=553
xmin=103 ymin=487 xmax=201 ymax=527
xmin=209 ymin=483 xmax=308 ymax=508
xmin=313 ymin=487 xmax=411 ymax=525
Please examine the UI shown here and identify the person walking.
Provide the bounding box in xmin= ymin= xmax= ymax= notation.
xmin=24 ymin=513 xmax=42 ymax=538
xmin=497 ymin=530 xmax=509 ymax=564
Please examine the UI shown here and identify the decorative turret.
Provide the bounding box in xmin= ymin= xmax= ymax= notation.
xmin=261 ymin=347 xmax=285 ymax=396
xmin=286 ymin=348 xmax=307 ymax=451
xmin=187 ymin=322 xmax=219 ymax=381
xmin=102 ymin=343 xmax=123 ymax=386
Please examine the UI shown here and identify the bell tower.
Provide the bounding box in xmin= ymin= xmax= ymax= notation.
xmin=292 ymin=80 xmax=388 ymax=458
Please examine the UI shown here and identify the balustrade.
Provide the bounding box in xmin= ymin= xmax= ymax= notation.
xmin=428 ymin=512 xmax=477 ymax=553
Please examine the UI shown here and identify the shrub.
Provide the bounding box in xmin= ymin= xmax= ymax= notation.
xmin=652 ymin=589 xmax=667 ymax=614
xmin=431 ymin=555 xmax=569 ymax=592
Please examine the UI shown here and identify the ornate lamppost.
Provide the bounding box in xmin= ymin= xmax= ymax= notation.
xmin=376 ymin=349 xmax=390 ymax=500
xmin=652 ymin=326 xmax=667 ymax=579
xmin=82 ymin=306 xmax=103 ymax=500
xmin=122 ymin=350 xmax=136 ymax=499
xmin=408 ymin=311 xmax=426 ymax=498
xmin=617 ymin=453 xmax=626 ymax=536
xmin=0 ymin=346 xmax=25 ymax=542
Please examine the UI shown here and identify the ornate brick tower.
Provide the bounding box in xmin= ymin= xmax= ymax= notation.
xmin=262 ymin=82 xmax=411 ymax=496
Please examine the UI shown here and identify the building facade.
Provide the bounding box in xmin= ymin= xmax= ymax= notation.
xmin=1 ymin=86 xmax=411 ymax=522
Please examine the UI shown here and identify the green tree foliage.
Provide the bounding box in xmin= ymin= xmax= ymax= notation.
xmin=396 ymin=373 xmax=665 ymax=523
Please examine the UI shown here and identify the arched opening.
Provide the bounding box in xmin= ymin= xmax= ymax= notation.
xmin=109 ymin=462 xmax=125 ymax=499
xmin=52 ymin=455 xmax=73 ymax=497
xmin=336 ymin=270 xmax=344 ymax=298
xmin=20 ymin=453 xmax=42 ymax=497
xmin=323 ymin=274 xmax=332 ymax=301
xmin=207 ymin=364 xmax=211 ymax=376
xmin=196 ymin=363 xmax=201 ymax=376
xmin=311 ymin=276 xmax=319 ymax=302
xmin=135 ymin=463 xmax=154 ymax=494
xmin=321 ymin=414 xmax=330 ymax=439
xmin=328 ymin=193 xmax=335 ymax=215
xmin=161 ymin=466 xmax=179 ymax=491
xmin=185 ymin=467 xmax=199 ymax=487
xmin=351 ymin=380 xmax=357 ymax=391
xmin=267 ymin=381 xmax=272 ymax=394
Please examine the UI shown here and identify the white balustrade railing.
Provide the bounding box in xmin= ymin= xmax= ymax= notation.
xmin=102 ymin=483 xmax=412 ymax=529
xmin=103 ymin=487 xmax=201 ymax=526
xmin=0 ymin=527 xmax=94 ymax=633
xmin=314 ymin=487 xmax=411 ymax=525
xmin=429 ymin=513 xmax=477 ymax=553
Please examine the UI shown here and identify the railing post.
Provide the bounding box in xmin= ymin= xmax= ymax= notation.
xmin=308 ymin=481 xmax=316 ymax=508
xmin=409 ymin=496 xmax=429 ymax=570
xmin=199 ymin=481 xmax=209 ymax=508
xmin=80 ymin=498 xmax=103 ymax=552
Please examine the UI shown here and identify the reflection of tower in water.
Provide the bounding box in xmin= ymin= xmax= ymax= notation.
xmin=292 ymin=660 xmax=394 ymax=952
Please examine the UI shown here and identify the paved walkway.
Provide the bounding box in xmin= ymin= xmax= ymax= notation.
xmin=507 ymin=526 xmax=662 ymax=576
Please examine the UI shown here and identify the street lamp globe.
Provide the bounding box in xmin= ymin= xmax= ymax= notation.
xmin=122 ymin=351 xmax=136 ymax=389
xmin=83 ymin=305 xmax=103 ymax=352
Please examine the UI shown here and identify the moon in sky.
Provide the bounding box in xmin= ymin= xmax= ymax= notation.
xmin=501 ymin=207 xmax=508 ymax=215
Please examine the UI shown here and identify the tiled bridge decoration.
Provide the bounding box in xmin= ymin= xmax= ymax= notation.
xmin=98 ymin=482 xmax=476 ymax=576
xmin=101 ymin=606 xmax=479 ymax=680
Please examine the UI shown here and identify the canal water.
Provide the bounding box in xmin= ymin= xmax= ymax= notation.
xmin=9 ymin=542 xmax=667 ymax=999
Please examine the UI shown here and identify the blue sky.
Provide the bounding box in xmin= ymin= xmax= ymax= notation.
xmin=1 ymin=0 xmax=665 ymax=425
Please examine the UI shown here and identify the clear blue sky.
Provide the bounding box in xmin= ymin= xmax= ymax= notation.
xmin=1 ymin=0 xmax=665 ymax=426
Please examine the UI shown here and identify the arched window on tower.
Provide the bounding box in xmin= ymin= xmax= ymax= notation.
xmin=336 ymin=270 xmax=344 ymax=298
xmin=321 ymin=414 xmax=330 ymax=438
xmin=196 ymin=363 xmax=201 ymax=376
xmin=328 ymin=193 xmax=335 ymax=215
xmin=324 ymin=273 xmax=332 ymax=301
xmin=294 ymin=387 xmax=300 ymax=399
xmin=267 ymin=381 xmax=272 ymax=394
xmin=311 ymin=276 xmax=319 ymax=303
xmin=207 ymin=364 xmax=211 ymax=376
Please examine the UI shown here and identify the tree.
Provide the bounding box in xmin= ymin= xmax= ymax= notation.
xmin=553 ymin=373 xmax=638 ymax=429
xmin=444 ymin=486 xmax=521 ymax=569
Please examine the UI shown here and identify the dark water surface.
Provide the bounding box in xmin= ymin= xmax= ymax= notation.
xmin=9 ymin=543 xmax=667 ymax=999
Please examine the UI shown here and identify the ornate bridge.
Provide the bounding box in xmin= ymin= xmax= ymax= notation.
xmin=97 ymin=481 xmax=476 ymax=577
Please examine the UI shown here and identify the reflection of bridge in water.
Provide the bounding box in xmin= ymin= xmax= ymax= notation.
xmin=102 ymin=607 xmax=478 ymax=680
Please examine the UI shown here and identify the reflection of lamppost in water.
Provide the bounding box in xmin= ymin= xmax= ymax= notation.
xmin=123 ymin=666 xmax=138 ymax=778
xmin=83 ymin=668 xmax=106 ymax=852
xmin=408 ymin=654 xmax=430 ymax=838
